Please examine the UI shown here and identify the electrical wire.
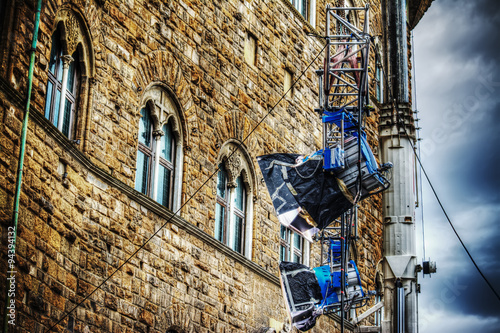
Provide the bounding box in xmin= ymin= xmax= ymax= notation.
xmin=43 ymin=42 xmax=328 ymax=333
xmin=375 ymin=51 xmax=500 ymax=303
xmin=411 ymin=30 xmax=426 ymax=261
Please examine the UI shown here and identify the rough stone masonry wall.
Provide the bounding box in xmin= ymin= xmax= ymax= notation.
xmin=0 ymin=0 xmax=386 ymax=331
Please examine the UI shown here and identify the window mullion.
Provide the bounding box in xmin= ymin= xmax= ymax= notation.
xmin=152 ymin=133 xmax=162 ymax=201
xmin=56 ymin=55 xmax=74 ymax=132
xmin=227 ymin=187 xmax=235 ymax=249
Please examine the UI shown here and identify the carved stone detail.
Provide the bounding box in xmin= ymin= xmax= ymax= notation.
xmin=226 ymin=154 xmax=242 ymax=188
xmin=65 ymin=12 xmax=80 ymax=55
xmin=61 ymin=55 xmax=74 ymax=69
xmin=153 ymin=129 xmax=164 ymax=139
xmin=218 ymin=143 xmax=254 ymax=193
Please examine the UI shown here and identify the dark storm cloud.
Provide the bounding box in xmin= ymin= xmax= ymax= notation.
xmin=413 ymin=0 xmax=500 ymax=331
xmin=433 ymin=0 xmax=500 ymax=63
xmin=438 ymin=106 xmax=500 ymax=203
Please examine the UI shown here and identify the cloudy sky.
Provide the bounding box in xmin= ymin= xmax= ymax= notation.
xmin=412 ymin=0 xmax=500 ymax=331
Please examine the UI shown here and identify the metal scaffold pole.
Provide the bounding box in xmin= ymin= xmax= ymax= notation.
xmin=264 ymin=3 xmax=392 ymax=331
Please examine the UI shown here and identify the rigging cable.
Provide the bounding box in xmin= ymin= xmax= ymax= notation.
xmin=44 ymin=42 xmax=329 ymax=333
xmin=411 ymin=30 xmax=426 ymax=261
xmin=411 ymin=30 xmax=422 ymax=333
xmin=375 ymin=51 xmax=500 ymax=303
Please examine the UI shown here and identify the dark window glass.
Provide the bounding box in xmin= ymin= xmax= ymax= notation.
xmin=215 ymin=202 xmax=225 ymax=242
xmin=215 ymin=164 xmax=228 ymax=243
xmin=232 ymin=176 xmax=246 ymax=254
xmin=280 ymin=226 xmax=304 ymax=263
xmin=135 ymin=150 xmax=149 ymax=194
xmin=139 ymin=107 xmax=152 ymax=147
xmin=157 ymin=122 xmax=175 ymax=208
xmin=44 ymin=81 xmax=53 ymax=119
xmin=62 ymin=99 xmax=72 ymax=137
xmin=135 ymin=107 xmax=153 ymax=195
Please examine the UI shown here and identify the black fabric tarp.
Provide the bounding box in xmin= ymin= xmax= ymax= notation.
xmin=280 ymin=261 xmax=323 ymax=306
xmin=279 ymin=261 xmax=323 ymax=331
xmin=257 ymin=153 xmax=354 ymax=239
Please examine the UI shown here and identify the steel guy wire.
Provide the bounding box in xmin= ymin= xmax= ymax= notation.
xmin=44 ymin=42 xmax=328 ymax=332
xmin=411 ymin=30 xmax=427 ymax=261
xmin=375 ymin=51 xmax=500 ymax=303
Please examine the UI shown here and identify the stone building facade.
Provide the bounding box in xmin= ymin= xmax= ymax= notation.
xmin=0 ymin=0 xmax=431 ymax=332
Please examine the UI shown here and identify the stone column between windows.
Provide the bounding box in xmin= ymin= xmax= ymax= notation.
xmin=173 ymin=140 xmax=183 ymax=212
xmin=244 ymin=190 xmax=254 ymax=259
xmin=57 ymin=55 xmax=74 ymax=131
xmin=152 ymin=129 xmax=164 ymax=202
xmin=226 ymin=180 xmax=237 ymax=251
xmin=310 ymin=0 xmax=317 ymax=27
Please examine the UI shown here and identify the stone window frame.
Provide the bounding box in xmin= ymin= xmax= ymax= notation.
xmin=284 ymin=68 xmax=294 ymax=99
xmin=215 ymin=141 xmax=256 ymax=260
xmin=135 ymin=84 xmax=184 ymax=212
xmin=290 ymin=0 xmax=308 ymax=20
xmin=43 ymin=8 xmax=95 ymax=143
xmin=244 ymin=32 xmax=257 ymax=67
xmin=287 ymin=0 xmax=317 ymax=26
xmin=374 ymin=42 xmax=384 ymax=103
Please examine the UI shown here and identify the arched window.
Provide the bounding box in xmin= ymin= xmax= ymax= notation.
xmin=215 ymin=165 xmax=247 ymax=253
xmin=44 ymin=30 xmax=80 ymax=138
xmin=134 ymin=86 xmax=183 ymax=211
xmin=214 ymin=143 xmax=255 ymax=258
xmin=42 ymin=10 xmax=95 ymax=144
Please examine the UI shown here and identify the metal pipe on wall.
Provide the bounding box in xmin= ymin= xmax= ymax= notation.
xmin=395 ymin=279 xmax=405 ymax=333
xmin=3 ymin=0 xmax=42 ymax=331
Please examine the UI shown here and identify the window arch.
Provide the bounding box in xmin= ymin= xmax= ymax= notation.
xmin=44 ymin=26 xmax=80 ymax=139
xmin=135 ymin=86 xmax=183 ymax=211
xmin=43 ymin=9 xmax=95 ymax=142
xmin=214 ymin=142 xmax=255 ymax=259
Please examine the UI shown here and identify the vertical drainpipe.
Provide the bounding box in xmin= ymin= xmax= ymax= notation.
xmin=3 ymin=0 xmax=42 ymax=331
xmin=380 ymin=0 xmax=417 ymax=333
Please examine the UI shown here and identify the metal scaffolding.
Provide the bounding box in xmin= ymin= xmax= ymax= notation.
xmin=316 ymin=4 xmax=374 ymax=332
